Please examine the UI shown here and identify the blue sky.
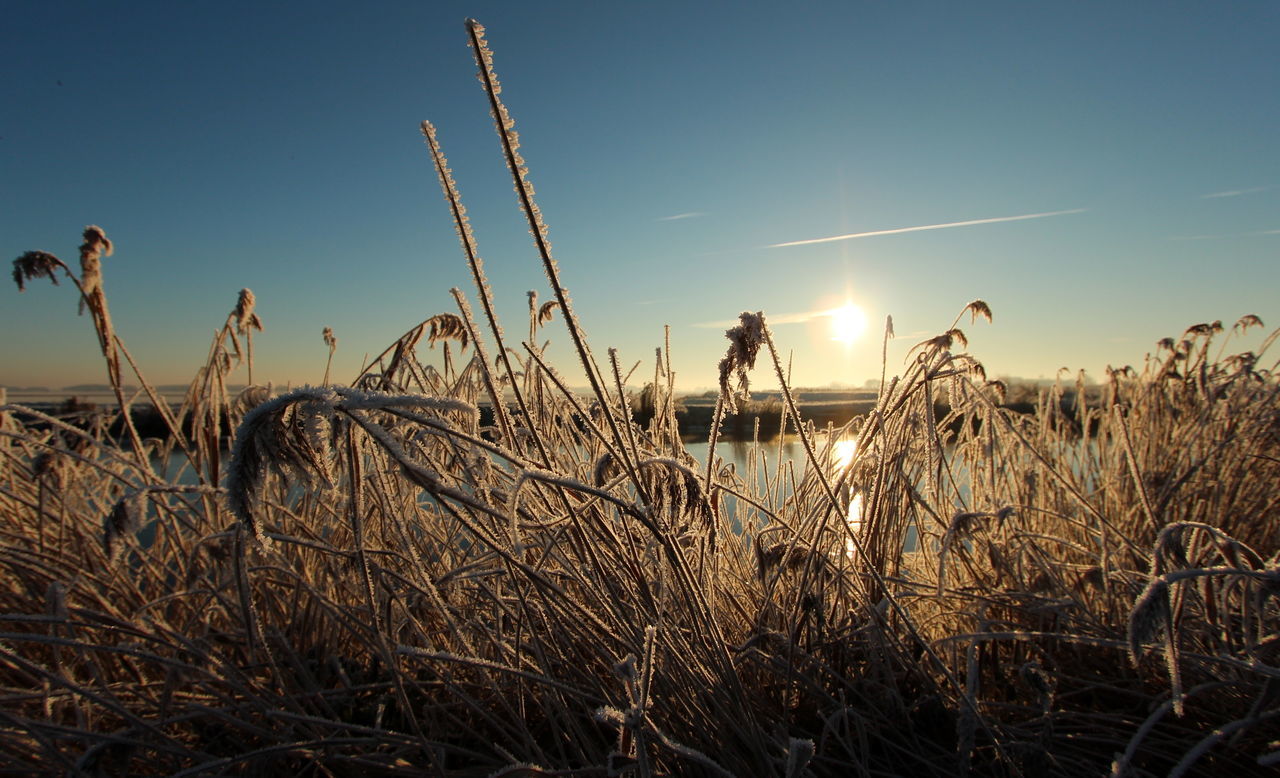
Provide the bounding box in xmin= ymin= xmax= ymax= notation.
xmin=3 ymin=1 xmax=1277 ymax=392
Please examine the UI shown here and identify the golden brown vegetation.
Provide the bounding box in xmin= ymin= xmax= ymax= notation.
xmin=4 ymin=19 xmax=1280 ymax=777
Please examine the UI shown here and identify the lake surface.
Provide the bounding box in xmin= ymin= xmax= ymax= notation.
xmin=155 ymin=433 xmax=871 ymax=548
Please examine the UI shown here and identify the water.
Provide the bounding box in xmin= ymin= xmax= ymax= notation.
xmin=157 ymin=434 xmax=872 ymax=550
xmin=154 ymin=450 xmax=208 ymax=486
xmin=683 ymin=436 xmax=867 ymax=549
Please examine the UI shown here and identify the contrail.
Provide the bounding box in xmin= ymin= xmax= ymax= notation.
xmin=768 ymin=208 xmax=1086 ymax=248
xmin=694 ymin=307 xmax=839 ymax=329
xmin=1201 ymin=186 xmax=1267 ymax=199
xmin=1171 ymin=228 xmax=1280 ymax=240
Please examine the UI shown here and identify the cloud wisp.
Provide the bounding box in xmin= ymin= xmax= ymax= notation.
xmin=1170 ymin=228 xmax=1280 ymax=241
xmin=657 ymin=211 xmax=706 ymax=222
xmin=1200 ymin=186 xmax=1268 ymax=199
xmin=694 ymin=306 xmax=841 ymax=329
xmin=768 ymin=208 xmax=1087 ymax=248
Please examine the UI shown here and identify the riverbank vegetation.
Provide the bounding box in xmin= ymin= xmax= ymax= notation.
xmin=4 ymin=20 xmax=1280 ymax=777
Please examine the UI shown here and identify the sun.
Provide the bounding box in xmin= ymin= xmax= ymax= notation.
xmin=828 ymin=302 xmax=867 ymax=343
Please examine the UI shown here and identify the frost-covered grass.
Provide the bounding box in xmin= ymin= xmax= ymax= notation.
xmin=4 ymin=19 xmax=1280 ymax=777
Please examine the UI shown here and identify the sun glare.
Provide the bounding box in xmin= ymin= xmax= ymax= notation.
xmin=830 ymin=438 xmax=864 ymax=547
xmin=833 ymin=439 xmax=858 ymax=470
xmin=829 ymin=302 xmax=867 ymax=343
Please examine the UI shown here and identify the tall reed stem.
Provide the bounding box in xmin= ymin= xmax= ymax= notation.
xmin=463 ymin=20 xmax=646 ymax=496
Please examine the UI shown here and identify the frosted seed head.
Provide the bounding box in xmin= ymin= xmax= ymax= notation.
xmin=592 ymin=452 xmax=618 ymax=487
xmin=232 ymin=289 xmax=263 ymax=334
xmin=916 ymin=333 xmax=953 ymax=352
xmin=1018 ymin=661 xmax=1055 ymax=698
xmin=1127 ymin=579 xmax=1171 ymax=664
xmin=12 ymin=251 xmax=64 ymax=292
xmin=537 ymin=301 xmax=559 ymax=327
xmin=225 ymin=386 xmax=339 ymax=546
xmin=32 ymin=450 xmax=61 ymax=481
xmin=965 ymin=300 xmax=993 ymax=323
xmin=45 ymin=581 xmax=68 ymax=621
xmin=80 ymin=225 xmax=113 ymax=259
xmin=426 ymin=313 xmax=470 ymax=351
xmin=784 ymin=738 xmax=815 ymax=778
xmin=612 ymin=653 xmax=638 ymax=682
xmin=104 ymin=492 xmax=146 ymax=564
xmin=235 ymin=385 xmax=271 ymax=414
xmin=717 ymin=312 xmax=766 ymax=411
xmin=946 ymin=511 xmax=986 ymax=539
xmin=1234 ymin=314 xmax=1264 ymax=333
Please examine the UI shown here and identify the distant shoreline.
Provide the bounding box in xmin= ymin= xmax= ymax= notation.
xmin=5 ymin=386 xmax=1056 ymax=445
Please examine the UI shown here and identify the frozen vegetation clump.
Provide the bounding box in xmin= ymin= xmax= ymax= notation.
xmin=3 ymin=19 xmax=1280 ymax=777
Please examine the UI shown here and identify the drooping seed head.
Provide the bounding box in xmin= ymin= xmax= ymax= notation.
xmin=965 ymin=299 xmax=993 ymax=324
xmin=537 ymin=300 xmax=559 ymax=327
xmin=717 ymin=311 xmax=765 ymax=412
xmin=426 ymin=313 xmax=470 ymax=351
xmin=12 ymin=251 xmax=64 ymax=292
xmin=1127 ymin=578 xmax=1172 ymax=665
xmin=1234 ymin=314 xmax=1264 ymax=333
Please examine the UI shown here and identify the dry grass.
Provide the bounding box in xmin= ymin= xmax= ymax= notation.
xmin=4 ymin=19 xmax=1280 ymax=777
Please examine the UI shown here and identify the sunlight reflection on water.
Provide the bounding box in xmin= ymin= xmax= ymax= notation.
xmin=685 ymin=435 xmax=866 ymax=549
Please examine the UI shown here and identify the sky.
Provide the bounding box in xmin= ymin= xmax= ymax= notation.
xmin=3 ymin=1 xmax=1278 ymax=394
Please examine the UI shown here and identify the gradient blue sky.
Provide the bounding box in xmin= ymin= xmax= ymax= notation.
xmin=4 ymin=1 xmax=1277 ymax=392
